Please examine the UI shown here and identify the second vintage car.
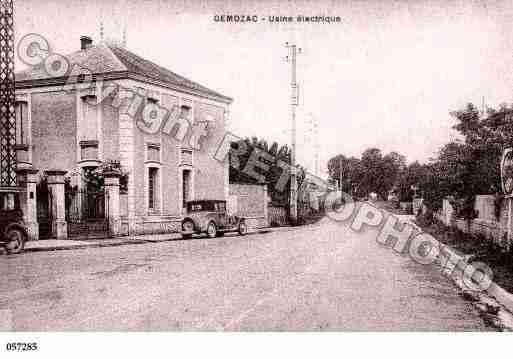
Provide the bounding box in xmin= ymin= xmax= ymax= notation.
xmin=181 ymin=199 xmax=248 ymax=239
xmin=0 ymin=191 xmax=28 ymax=255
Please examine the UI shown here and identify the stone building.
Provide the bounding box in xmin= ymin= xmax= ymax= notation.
xmin=15 ymin=36 xmax=232 ymax=239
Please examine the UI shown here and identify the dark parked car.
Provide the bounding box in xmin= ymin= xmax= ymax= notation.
xmin=181 ymin=199 xmax=247 ymax=239
xmin=0 ymin=192 xmax=28 ymax=254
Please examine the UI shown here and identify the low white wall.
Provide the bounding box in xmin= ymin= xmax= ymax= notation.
xmin=437 ymin=196 xmax=511 ymax=250
xmin=229 ymin=183 xmax=269 ymax=230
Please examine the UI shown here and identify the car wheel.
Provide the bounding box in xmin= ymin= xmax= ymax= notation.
xmin=216 ymin=231 xmax=225 ymax=237
xmin=4 ymin=228 xmax=26 ymax=254
xmin=182 ymin=220 xmax=194 ymax=239
xmin=207 ymin=222 xmax=217 ymax=238
xmin=238 ymin=221 xmax=248 ymax=236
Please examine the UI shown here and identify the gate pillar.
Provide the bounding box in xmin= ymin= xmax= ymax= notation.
xmin=104 ymin=170 xmax=121 ymax=237
xmin=16 ymin=167 xmax=39 ymax=240
xmin=45 ymin=170 xmax=68 ymax=240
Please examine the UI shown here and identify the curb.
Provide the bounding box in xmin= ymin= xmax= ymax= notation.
xmin=24 ymin=237 xmax=177 ymax=253
xmin=22 ymin=227 xmax=289 ymax=253
xmin=409 ymin=221 xmax=513 ymax=319
xmin=488 ymin=283 xmax=513 ymax=315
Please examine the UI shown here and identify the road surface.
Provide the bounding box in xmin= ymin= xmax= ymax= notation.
xmin=0 ymin=217 xmax=490 ymax=330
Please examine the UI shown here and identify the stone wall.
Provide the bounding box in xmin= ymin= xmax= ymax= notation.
xmin=229 ymin=183 xmax=269 ymax=230
xmin=120 ymin=217 xmax=181 ymax=236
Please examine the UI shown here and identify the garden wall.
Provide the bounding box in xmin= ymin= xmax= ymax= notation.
xmin=229 ymin=183 xmax=269 ymax=230
xmin=436 ymin=195 xmax=512 ymax=250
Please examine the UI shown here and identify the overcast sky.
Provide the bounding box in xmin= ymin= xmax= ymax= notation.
xmin=14 ymin=0 xmax=513 ymax=176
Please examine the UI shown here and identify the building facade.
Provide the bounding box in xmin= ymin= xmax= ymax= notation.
xmin=15 ymin=36 xmax=232 ymax=239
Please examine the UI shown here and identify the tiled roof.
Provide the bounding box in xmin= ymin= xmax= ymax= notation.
xmin=16 ymin=44 xmax=232 ymax=103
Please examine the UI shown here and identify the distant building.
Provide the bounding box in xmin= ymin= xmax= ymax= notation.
xmin=15 ymin=36 xmax=232 ymax=239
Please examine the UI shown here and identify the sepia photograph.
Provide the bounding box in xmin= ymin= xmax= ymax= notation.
xmin=1 ymin=0 xmax=513 ymax=356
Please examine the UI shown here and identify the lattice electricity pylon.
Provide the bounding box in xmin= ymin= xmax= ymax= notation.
xmin=0 ymin=0 xmax=16 ymax=189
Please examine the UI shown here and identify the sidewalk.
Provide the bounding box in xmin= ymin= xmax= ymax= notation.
xmin=23 ymin=226 xmax=294 ymax=253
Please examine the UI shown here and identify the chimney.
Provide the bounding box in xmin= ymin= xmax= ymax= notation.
xmin=80 ymin=35 xmax=93 ymax=50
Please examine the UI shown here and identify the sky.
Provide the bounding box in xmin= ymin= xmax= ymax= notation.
xmin=14 ymin=0 xmax=513 ymax=176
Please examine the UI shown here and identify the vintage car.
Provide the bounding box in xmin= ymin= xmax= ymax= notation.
xmin=181 ymin=199 xmax=248 ymax=239
xmin=0 ymin=192 xmax=28 ymax=254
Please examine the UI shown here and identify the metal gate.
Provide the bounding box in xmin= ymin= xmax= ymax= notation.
xmin=66 ymin=188 xmax=109 ymax=238
xmin=37 ymin=187 xmax=53 ymax=239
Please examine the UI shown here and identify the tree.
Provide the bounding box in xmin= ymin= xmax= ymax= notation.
xmin=382 ymin=151 xmax=407 ymax=198
xmin=396 ymin=161 xmax=426 ymax=202
xmin=327 ymin=148 xmax=406 ymax=200
xmin=326 ymin=102 xmax=513 ymax=216
xmin=327 ymin=154 xmax=362 ymax=194
xmin=229 ymin=137 xmax=305 ymax=207
xmin=418 ymin=102 xmax=508 ymax=216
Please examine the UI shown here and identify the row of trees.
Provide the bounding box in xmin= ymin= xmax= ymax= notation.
xmin=327 ymin=149 xmax=407 ymax=200
xmin=230 ymin=100 xmax=513 ymax=219
xmin=328 ymin=102 xmax=513 ymax=218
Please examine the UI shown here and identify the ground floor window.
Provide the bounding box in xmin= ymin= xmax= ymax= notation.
xmin=148 ymin=167 xmax=159 ymax=210
xmin=182 ymin=169 xmax=191 ymax=208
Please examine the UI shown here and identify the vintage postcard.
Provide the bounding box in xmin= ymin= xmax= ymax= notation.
xmin=1 ymin=0 xmax=513 ymax=356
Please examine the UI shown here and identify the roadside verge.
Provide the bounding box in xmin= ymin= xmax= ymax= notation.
xmin=409 ymin=217 xmax=513 ymax=330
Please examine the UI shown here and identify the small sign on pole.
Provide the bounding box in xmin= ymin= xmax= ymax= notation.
xmin=501 ymin=148 xmax=513 ymax=196
xmin=501 ymin=148 xmax=513 ymax=249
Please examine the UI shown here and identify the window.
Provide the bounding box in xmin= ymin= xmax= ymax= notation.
xmin=147 ymin=96 xmax=159 ymax=104
xmin=147 ymin=143 xmax=161 ymax=163
xmin=182 ymin=169 xmax=191 ymax=208
xmin=181 ymin=148 xmax=193 ymax=166
xmin=80 ymin=140 xmax=99 ymax=160
xmin=148 ymin=167 xmax=159 ymax=210
xmin=180 ymin=105 xmax=191 ymax=121
xmin=161 ymin=104 xmax=191 ymax=139
xmin=15 ymin=101 xmax=28 ymax=145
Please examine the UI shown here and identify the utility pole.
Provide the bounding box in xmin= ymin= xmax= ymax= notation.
xmin=0 ymin=0 xmax=17 ymax=191
xmin=285 ymin=42 xmax=301 ymax=224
